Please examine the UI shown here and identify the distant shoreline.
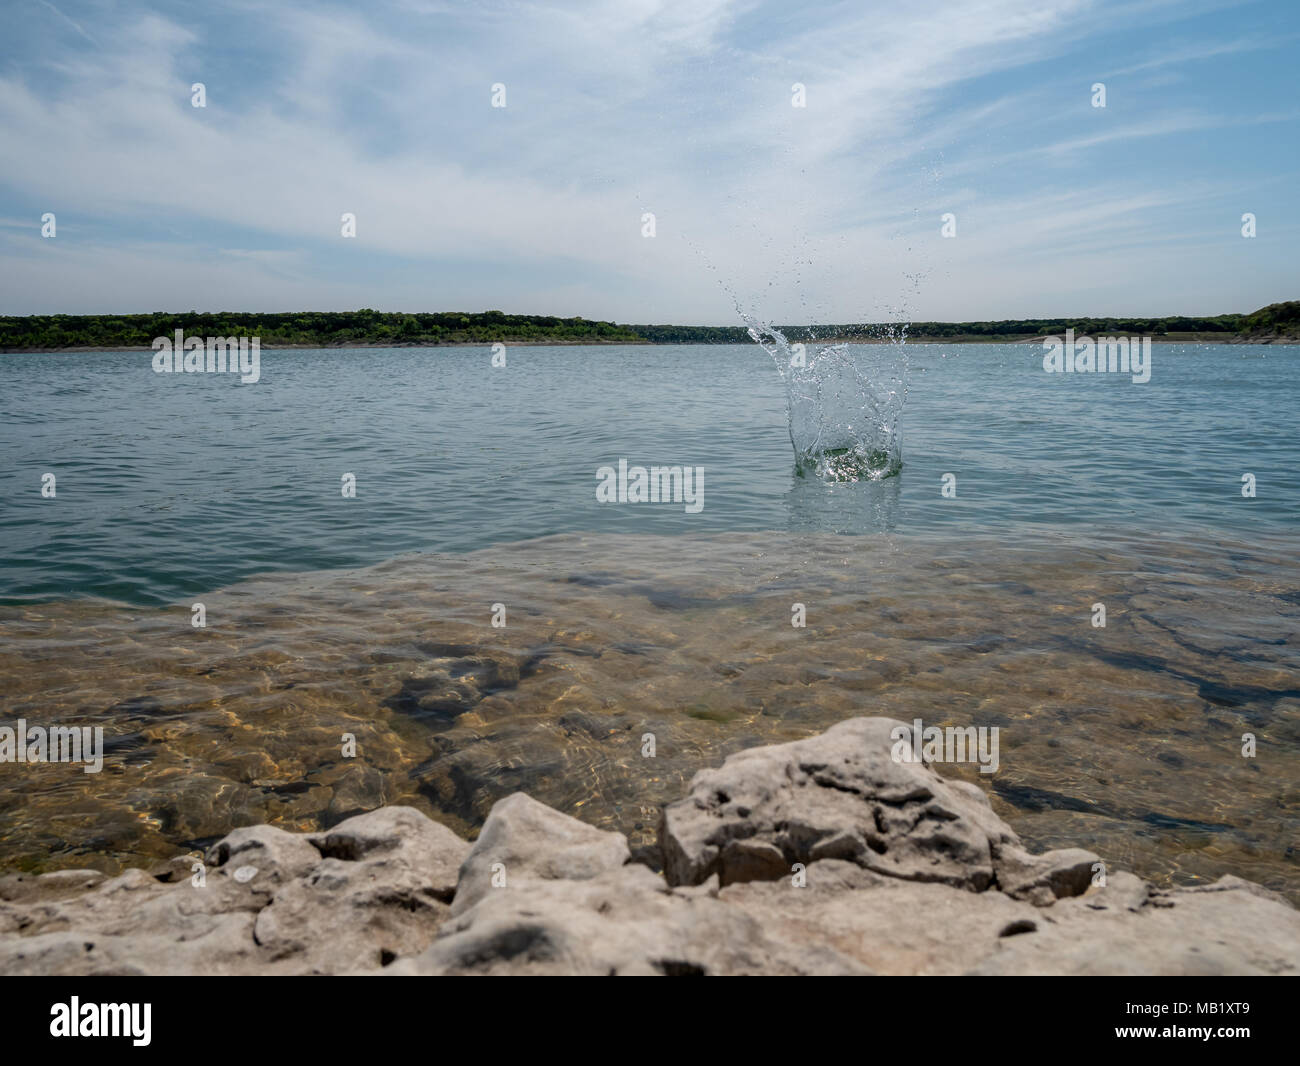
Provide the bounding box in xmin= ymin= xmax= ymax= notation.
xmin=4 ymin=333 xmax=1297 ymax=353
xmin=3 ymin=300 xmax=1296 ymax=351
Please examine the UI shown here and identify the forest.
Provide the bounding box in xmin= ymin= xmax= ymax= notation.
xmin=2 ymin=302 xmax=1295 ymax=350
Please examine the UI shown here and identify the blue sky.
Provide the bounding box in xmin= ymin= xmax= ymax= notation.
xmin=0 ymin=0 xmax=1296 ymax=323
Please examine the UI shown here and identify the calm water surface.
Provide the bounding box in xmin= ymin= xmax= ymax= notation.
xmin=1 ymin=343 xmax=1294 ymax=604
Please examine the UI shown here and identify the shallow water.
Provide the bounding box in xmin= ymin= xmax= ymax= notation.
xmin=1 ymin=528 xmax=1297 ymax=901
xmin=0 ymin=344 xmax=1296 ymax=900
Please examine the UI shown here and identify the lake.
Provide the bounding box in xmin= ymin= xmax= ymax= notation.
xmin=1 ymin=343 xmax=1296 ymax=901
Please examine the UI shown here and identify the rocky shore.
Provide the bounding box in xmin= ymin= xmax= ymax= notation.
xmin=1 ymin=717 xmax=1295 ymax=976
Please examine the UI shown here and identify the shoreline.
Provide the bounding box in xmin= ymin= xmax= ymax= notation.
xmin=3 ymin=333 xmax=1297 ymax=354
xmin=2 ymin=716 xmax=1294 ymax=975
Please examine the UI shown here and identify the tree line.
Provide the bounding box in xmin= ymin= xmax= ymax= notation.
xmin=0 ymin=309 xmax=643 ymax=349
xmin=630 ymin=302 xmax=1298 ymax=342
xmin=1 ymin=302 xmax=1294 ymax=350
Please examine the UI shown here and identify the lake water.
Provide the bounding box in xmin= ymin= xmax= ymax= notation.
xmin=1 ymin=343 xmax=1297 ymax=901
xmin=2 ymin=343 xmax=1294 ymax=604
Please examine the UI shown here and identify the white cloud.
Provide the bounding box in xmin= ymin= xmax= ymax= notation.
xmin=0 ymin=0 xmax=1293 ymax=322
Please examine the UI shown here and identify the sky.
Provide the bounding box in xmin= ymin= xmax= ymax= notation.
xmin=0 ymin=0 xmax=1296 ymax=324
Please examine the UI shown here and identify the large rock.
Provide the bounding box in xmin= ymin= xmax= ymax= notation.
xmin=660 ymin=717 xmax=1021 ymax=890
xmin=0 ymin=805 xmax=468 ymax=975
xmin=307 ymin=805 xmax=467 ymax=898
xmin=0 ymin=865 xmax=264 ymax=975
xmin=450 ymin=792 xmax=629 ymax=915
xmin=252 ymin=807 xmax=470 ymax=971
xmin=393 ymin=862 xmax=870 ymax=976
xmin=718 ymin=858 xmax=1041 ymax=976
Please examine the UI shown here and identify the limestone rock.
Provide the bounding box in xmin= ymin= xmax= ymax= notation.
xmin=0 ymin=723 xmax=1295 ymax=977
xmin=970 ymin=877 xmax=1300 ymax=976
xmin=308 ymin=805 xmax=467 ymax=898
xmin=393 ymin=863 xmax=870 ymax=976
xmin=0 ymin=868 xmax=108 ymax=903
xmin=451 ymin=792 xmax=629 ymax=915
xmin=994 ymin=844 xmax=1101 ymax=906
xmin=1081 ymin=870 xmax=1149 ymax=913
xmin=0 ymin=805 xmax=468 ymax=975
xmin=256 ymin=807 xmax=469 ymax=971
xmin=661 ymin=717 xmax=1018 ymax=889
xmin=719 ymin=858 xmax=1041 ymax=976
xmin=205 ymin=824 xmax=321 ymax=888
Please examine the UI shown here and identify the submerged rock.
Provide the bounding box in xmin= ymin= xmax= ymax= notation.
xmin=0 ymin=717 xmax=1295 ymax=976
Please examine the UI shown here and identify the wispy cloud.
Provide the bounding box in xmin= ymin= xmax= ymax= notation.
xmin=0 ymin=0 xmax=1295 ymax=320
xmin=35 ymin=0 xmax=98 ymax=45
xmin=1100 ymin=31 xmax=1297 ymax=78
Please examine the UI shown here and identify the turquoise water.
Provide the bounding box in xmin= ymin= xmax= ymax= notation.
xmin=0 ymin=343 xmax=1294 ymax=605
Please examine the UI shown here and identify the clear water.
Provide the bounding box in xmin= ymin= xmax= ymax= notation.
xmin=1 ymin=343 xmax=1293 ymax=606
xmin=2 ymin=343 xmax=1298 ymax=900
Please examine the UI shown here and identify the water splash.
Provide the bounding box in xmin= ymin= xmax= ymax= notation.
xmin=688 ymin=235 xmax=912 ymax=482
xmin=742 ymin=311 xmax=909 ymax=481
